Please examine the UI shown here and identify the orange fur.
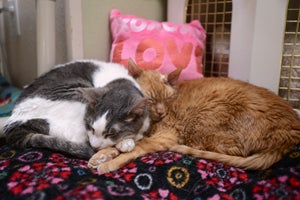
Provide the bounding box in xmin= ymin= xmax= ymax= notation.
xmin=88 ymin=61 xmax=300 ymax=172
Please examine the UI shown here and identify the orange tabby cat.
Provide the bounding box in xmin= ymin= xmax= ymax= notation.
xmin=88 ymin=60 xmax=300 ymax=173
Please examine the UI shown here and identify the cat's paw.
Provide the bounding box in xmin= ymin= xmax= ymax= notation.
xmin=88 ymin=147 xmax=120 ymax=169
xmin=116 ymin=138 xmax=135 ymax=152
xmin=96 ymin=162 xmax=118 ymax=173
xmin=88 ymin=154 xmax=110 ymax=169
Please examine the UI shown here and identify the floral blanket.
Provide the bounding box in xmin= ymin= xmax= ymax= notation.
xmin=0 ymin=141 xmax=299 ymax=200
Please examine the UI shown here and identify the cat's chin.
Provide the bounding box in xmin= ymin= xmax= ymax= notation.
xmin=150 ymin=115 xmax=164 ymax=122
xmin=150 ymin=113 xmax=167 ymax=122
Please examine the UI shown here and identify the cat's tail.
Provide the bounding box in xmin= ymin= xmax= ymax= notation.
xmin=170 ymin=145 xmax=285 ymax=170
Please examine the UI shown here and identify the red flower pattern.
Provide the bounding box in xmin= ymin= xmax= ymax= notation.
xmin=253 ymin=176 xmax=300 ymax=199
xmin=142 ymin=189 xmax=179 ymax=200
xmin=103 ymin=162 xmax=137 ymax=182
xmin=8 ymin=162 xmax=71 ymax=195
xmin=54 ymin=185 xmax=103 ymax=200
xmin=0 ymin=145 xmax=299 ymax=199
xmin=196 ymin=159 xmax=248 ymax=192
xmin=141 ymin=152 xmax=182 ymax=165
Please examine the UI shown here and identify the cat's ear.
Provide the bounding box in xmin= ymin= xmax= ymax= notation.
xmin=79 ymin=88 xmax=97 ymax=106
xmin=128 ymin=98 xmax=148 ymax=119
xmin=127 ymin=58 xmax=143 ymax=78
xmin=79 ymin=87 xmax=107 ymax=107
xmin=167 ymin=67 xmax=182 ymax=86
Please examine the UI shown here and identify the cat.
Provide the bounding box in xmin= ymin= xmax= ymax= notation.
xmin=88 ymin=59 xmax=300 ymax=172
xmin=3 ymin=60 xmax=150 ymax=159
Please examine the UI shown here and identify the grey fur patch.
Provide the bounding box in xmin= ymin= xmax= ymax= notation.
xmin=5 ymin=119 xmax=50 ymax=146
xmin=85 ymin=78 xmax=148 ymax=142
xmin=29 ymin=134 xmax=94 ymax=159
xmin=15 ymin=61 xmax=98 ymax=104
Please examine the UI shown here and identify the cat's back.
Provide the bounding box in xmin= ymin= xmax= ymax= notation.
xmin=17 ymin=60 xmax=137 ymax=102
xmin=178 ymin=77 xmax=257 ymax=94
xmin=176 ymin=77 xmax=300 ymax=124
xmin=176 ymin=77 xmax=250 ymax=103
xmin=17 ymin=60 xmax=99 ymax=102
xmin=9 ymin=60 xmax=136 ymax=123
xmin=91 ymin=61 xmax=138 ymax=88
xmin=178 ymin=77 xmax=287 ymax=105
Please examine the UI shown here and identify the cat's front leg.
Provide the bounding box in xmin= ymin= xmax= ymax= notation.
xmin=95 ymin=145 xmax=145 ymax=173
xmin=93 ymin=129 xmax=179 ymax=173
xmin=88 ymin=147 xmax=120 ymax=169
xmin=88 ymin=139 xmax=135 ymax=170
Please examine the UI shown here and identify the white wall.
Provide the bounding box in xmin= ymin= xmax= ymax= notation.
xmin=229 ymin=0 xmax=288 ymax=94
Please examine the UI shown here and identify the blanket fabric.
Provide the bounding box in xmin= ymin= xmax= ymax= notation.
xmin=0 ymin=142 xmax=299 ymax=200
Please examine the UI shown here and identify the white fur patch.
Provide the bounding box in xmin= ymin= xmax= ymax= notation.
xmin=6 ymin=97 xmax=87 ymax=143
xmin=88 ymin=111 xmax=115 ymax=150
xmin=136 ymin=116 xmax=150 ymax=141
xmin=91 ymin=61 xmax=140 ymax=89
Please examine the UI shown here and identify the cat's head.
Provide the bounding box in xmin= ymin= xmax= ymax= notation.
xmin=80 ymin=80 xmax=150 ymax=151
xmin=127 ymin=59 xmax=182 ymax=122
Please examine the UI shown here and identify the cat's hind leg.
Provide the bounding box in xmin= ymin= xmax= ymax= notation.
xmin=30 ymin=134 xmax=95 ymax=159
xmin=4 ymin=119 xmax=94 ymax=159
xmin=4 ymin=119 xmax=50 ymax=147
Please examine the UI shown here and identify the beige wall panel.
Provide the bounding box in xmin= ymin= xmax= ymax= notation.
xmin=82 ymin=0 xmax=167 ymax=61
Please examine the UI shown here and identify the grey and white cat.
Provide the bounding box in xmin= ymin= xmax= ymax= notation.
xmin=3 ymin=60 xmax=150 ymax=159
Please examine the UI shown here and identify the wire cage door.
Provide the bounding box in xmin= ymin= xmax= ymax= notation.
xmin=279 ymin=0 xmax=300 ymax=109
xmin=185 ymin=0 xmax=232 ymax=77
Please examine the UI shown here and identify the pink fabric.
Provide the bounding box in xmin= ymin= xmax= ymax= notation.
xmin=109 ymin=9 xmax=206 ymax=80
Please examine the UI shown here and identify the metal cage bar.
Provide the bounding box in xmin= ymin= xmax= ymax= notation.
xmin=279 ymin=0 xmax=300 ymax=109
xmin=185 ymin=0 xmax=232 ymax=77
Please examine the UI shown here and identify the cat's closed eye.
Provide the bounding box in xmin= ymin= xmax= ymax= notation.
xmin=147 ymin=98 xmax=156 ymax=104
xmin=86 ymin=124 xmax=95 ymax=134
xmin=124 ymin=116 xmax=135 ymax=123
xmin=104 ymin=131 xmax=117 ymax=139
xmin=166 ymin=96 xmax=175 ymax=102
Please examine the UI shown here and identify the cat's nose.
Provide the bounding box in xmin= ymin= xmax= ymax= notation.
xmin=91 ymin=145 xmax=101 ymax=152
xmin=157 ymin=109 xmax=164 ymax=115
xmin=156 ymin=104 xmax=165 ymax=115
xmin=92 ymin=146 xmax=100 ymax=151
